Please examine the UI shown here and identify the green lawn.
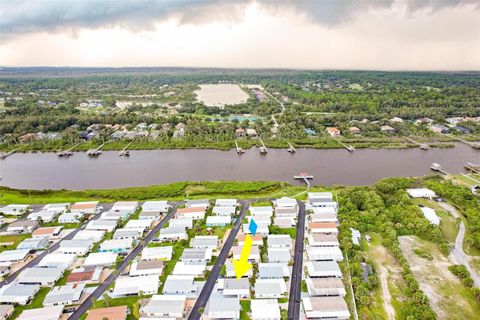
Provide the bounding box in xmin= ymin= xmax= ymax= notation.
xmin=240 ymin=300 xmax=251 ymax=320
xmin=0 ymin=234 xmax=31 ymax=252
xmin=268 ymin=225 xmax=296 ymax=239
xmin=437 ymin=210 xmax=459 ymax=243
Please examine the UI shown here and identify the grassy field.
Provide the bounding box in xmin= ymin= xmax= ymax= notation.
xmin=0 ymin=234 xmax=31 ymax=253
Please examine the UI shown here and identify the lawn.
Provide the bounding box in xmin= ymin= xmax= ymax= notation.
xmin=437 ymin=210 xmax=459 ymax=243
xmin=268 ymin=225 xmax=296 ymax=239
xmin=240 ymin=300 xmax=251 ymax=320
xmin=10 ymin=287 xmax=50 ymax=319
xmin=0 ymin=234 xmax=31 ymax=252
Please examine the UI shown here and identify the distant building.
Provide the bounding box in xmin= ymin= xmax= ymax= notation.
xmin=380 ymin=125 xmax=396 ymax=134
xmin=348 ymin=127 xmax=361 ymax=135
xmin=326 ymin=127 xmax=341 ymax=137
xmin=429 ymin=124 xmax=450 ymax=134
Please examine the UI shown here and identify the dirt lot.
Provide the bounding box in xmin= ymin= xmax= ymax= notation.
xmin=399 ymin=236 xmax=480 ymax=320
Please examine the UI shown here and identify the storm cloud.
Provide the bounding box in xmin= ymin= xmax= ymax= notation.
xmin=1 ymin=0 xmax=478 ymax=40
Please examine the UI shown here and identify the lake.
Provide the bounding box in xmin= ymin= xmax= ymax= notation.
xmin=195 ymin=84 xmax=249 ymax=107
xmin=1 ymin=144 xmax=479 ymax=190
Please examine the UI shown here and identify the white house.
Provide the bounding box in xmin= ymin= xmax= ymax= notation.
xmin=302 ymin=296 xmax=350 ymax=320
xmin=306 ymin=277 xmax=346 ymax=297
xmin=306 ymin=261 xmax=342 ymax=278
xmin=251 ymin=299 xmax=281 ymax=320
xmin=0 ymin=249 xmax=30 ymax=264
xmin=73 ymin=230 xmax=105 ymax=242
xmin=206 ymin=216 xmax=231 ymax=227
xmin=98 ymin=239 xmax=133 ymax=253
xmin=267 ymin=248 xmax=291 ymax=263
xmin=70 ymin=201 xmax=100 ymax=214
xmin=84 ymin=252 xmax=118 ymax=267
xmin=250 ymin=206 xmax=273 ymax=218
xmin=124 ymin=219 xmax=152 ymax=232
xmin=254 ymin=278 xmax=287 ymax=299
xmin=0 ymin=283 xmax=40 ymax=305
xmin=0 ymin=204 xmax=31 ymax=216
xmin=185 ymin=199 xmax=210 ymax=208
xmin=58 ymin=212 xmax=84 ymax=224
xmin=420 ymin=207 xmax=441 ymax=225
xmin=38 ymin=253 xmax=76 ymax=270
xmin=206 ymin=295 xmax=240 ymax=320
xmin=157 ymin=226 xmax=188 ymax=242
xmin=141 ymin=246 xmax=173 ymax=261
xmin=43 ymin=203 xmax=70 ymax=213
xmin=162 ymin=275 xmax=196 ymax=295
xmin=17 ymin=267 xmax=64 ymax=286
xmin=141 ymin=200 xmax=170 ymax=218
xmin=306 ymin=246 xmax=343 ymax=261
xmin=113 ymin=228 xmax=142 ymax=240
xmin=181 ymin=248 xmax=212 ymax=263
xmin=190 ymin=235 xmax=219 ymax=250
xmin=27 ymin=210 xmax=57 ymax=223
xmin=222 ymin=278 xmax=250 ymax=298
xmin=215 ymin=199 xmax=238 ymax=207
xmin=307 ymin=233 xmax=340 ymax=247
xmin=58 ymin=239 xmax=94 ymax=256
xmin=212 ymin=206 xmax=236 ymax=216
xmin=173 ymin=261 xmax=206 ymax=276
xmin=169 ymin=218 xmax=193 ymax=230
xmin=141 ymin=295 xmax=187 ymax=318
xmin=111 ymin=201 xmax=139 ymax=213
xmin=232 ymin=245 xmax=260 ymax=263
xmin=129 ymin=260 xmax=163 ymax=277
xmin=175 ymin=207 xmax=205 ymax=220
xmin=43 ymin=283 xmax=85 ymax=306
xmin=85 ymin=220 xmax=117 ymax=232
xmin=17 ymin=306 xmax=64 ymax=320
xmin=267 ymin=235 xmax=292 ymax=249
xmin=406 ymin=188 xmax=436 ymax=199
xmin=112 ymin=275 xmax=159 ymax=297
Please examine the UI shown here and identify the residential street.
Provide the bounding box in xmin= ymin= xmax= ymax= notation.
xmin=187 ymin=200 xmax=250 ymax=320
xmin=288 ymin=200 xmax=306 ymax=320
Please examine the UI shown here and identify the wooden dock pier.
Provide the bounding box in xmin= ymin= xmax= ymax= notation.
xmin=294 ymin=173 xmax=314 ymax=190
xmin=404 ymin=137 xmax=430 ymax=150
xmin=287 ymin=142 xmax=296 ymax=153
xmin=87 ymin=142 xmax=107 ymax=157
xmin=450 ymin=136 xmax=480 ymax=149
xmin=0 ymin=148 xmax=18 ymax=160
xmin=234 ymin=140 xmax=244 ymax=154
xmin=334 ymin=139 xmax=355 ymax=152
xmin=259 ymin=138 xmax=268 ymax=154
xmin=465 ymin=162 xmax=480 ymax=174
xmin=57 ymin=142 xmax=82 ymax=157
xmin=430 ymin=162 xmax=449 ymax=175
xmin=119 ymin=142 xmax=132 ymax=157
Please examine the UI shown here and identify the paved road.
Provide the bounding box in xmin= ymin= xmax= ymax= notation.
xmin=288 ymin=200 xmax=306 ymax=320
xmin=188 ymin=200 xmax=250 ymax=320
xmin=0 ymin=204 xmax=114 ymax=288
xmin=67 ymin=204 xmax=177 ymax=320
xmin=439 ymin=202 xmax=480 ymax=287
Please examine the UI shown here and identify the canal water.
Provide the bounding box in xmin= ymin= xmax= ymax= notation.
xmin=1 ymin=144 xmax=479 ymax=190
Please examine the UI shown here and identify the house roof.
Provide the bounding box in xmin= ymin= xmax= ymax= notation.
xmin=17 ymin=306 xmax=64 ymax=320
xmin=176 ymin=207 xmax=206 ymax=214
xmin=0 ymin=249 xmax=30 ymax=262
xmin=251 ymin=299 xmax=281 ymax=319
xmin=258 ymin=263 xmax=289 ymax=278
xmin=67 ymin=270 xmax=96 ymax=283
xmin=163 ymin=275 xmax=195 ymax=293
xmin=309 ymin=222 xmax=337 ymax=229
xmin=86 ymin=306 xmax=128 ymax=320
xmin=17 ymin=267 xmax=64 ymax=283
xmin=141 ymin=295 xmax=186 ymax=316
xmin=71 ymin=202 xmax=98 ymax=210
xmin=254 ymin=278 xmax=287 ymax=296
xmin=43 ymin=283 xmax=85 ymax=305
xmin=32 ymin=226 xmax=62 ymax=236
xmin=207 ymin=295 xmax=240 ymax=315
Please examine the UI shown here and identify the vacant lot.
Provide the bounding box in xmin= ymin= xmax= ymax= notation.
xmin=399 ymin=236 xmax=480 ymax=320
xmin=195 ymin=84 xmax=249 ymax=107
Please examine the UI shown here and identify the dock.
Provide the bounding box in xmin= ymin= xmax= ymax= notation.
xmin=87 ymin=142 xmax=107 ymax=157
xmin=57 ymin=142 xmax=82 ymax=157
xmin=234 ymin=140 xmax=244 ymax=154
xmin=334 ymin=139 xmax=355 ymax=152
xmin=119 ymin=142 xmax=132 ymax=157
xmin=294 ymin=173 xmax=314 ymax=190
xmin=0 ymin=149 xmax=18 ymax=160
xmin=430 ymin=162 xmax=449 ymax=175
xmin=465 ymin=162 xmax=480 ymax=174
xmin=287 ymin=141 xmax=296 ymax=153
xmin=450 ymin=136 xmax=480 ymax=149
xmin=259 ymin=138 xmax=268 ymax=154
xmin=404 ymin=137 xmax=430 ymax=150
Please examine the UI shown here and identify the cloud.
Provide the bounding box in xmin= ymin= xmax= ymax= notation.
xmin=1 ymin=0 xmax=478 ymax=41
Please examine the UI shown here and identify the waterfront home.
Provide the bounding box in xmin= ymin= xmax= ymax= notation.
xmin=222 ymin=278 xmax=250 ymax=298
xmin=112 ymin=275 xmax=159 ymax=297
xmin=454 ymin=126 xmax=471 ymax=134
xmin=349 ymin=126 xmax=361 ymax=135
xmin=0 ymin=204 xmax=31 ymax=216
xmin=415 ymin=117 xmax=434 ymax=126
xmin=237 ymin=233 xmax=263 ymax=246
xmin=17 ymin=306 xmax=64 ymax=320
xmin=129 ymin=260 xmax=163 ymax=276
xmin=390 ymin=116 xmax=404 ymax=123
xmin=124 ymin=219 xmax=152 ymax=232
xmin=173 ymin=261 xmax=206 ymax=276
xmin=141 ymin=246 xmax=173 ymax=261
xmin=326 ymin=127 xmax=341 ymax=137
xmin=206 ymin=295 xmax=241 ymax=320
xmin=190 ymin=235 xmax=219 ymax=250
xmin=141 ymin=295 xmax=187 ymax=319
xmin=73 ymin=230 xmax=105 ymax=242
xmin=27 ymin=210 xmax=57 ymax=223
xmin=98 ymin=239 xmax=133 ymax=253
xmin=381 ymin=125 xmax=396 ymax=134
xmin=85 ymin=306 xmax=128 ymax=320
xmin=250 ymin=206 xmax=273 ymax=218
xmin=43 ymin=203 xmax=70 ymax=213
xmin=111 ymin=201 xmax=139 ymax=213
xmin=235 ymin=128 xmax=246 ymax=138
xmin=406 ymin=188 xmax=436 ymax=199
xmin=420 ymin=207 xmax=441 ymax=225
xmin=0 ymin=249 xmax=30 ymax=265
xmin=246 ymin=128 xmax=257 ymax=137
xmin=225 ymin=260 xmax=253 ymax=278
xmin=267 ymin=235 xmax=293 ymax=249
xmin=6 ymin=220 xmax=38 ymax=234
xmin=306 ymin=277 xmax=346 ymax=297
xmin=307 ymin=222 xmax=338 ymax=234
xmin=16 ymin=266 xmax=64 ymax=286
xmin=113 ymin=228 xmax=142 ymax=240
xmin=66 ymin=267 xmax=103 ymax=284
xmin=307 ymin=233 xmax=340 ymax=247
xmin=163 ymin=275 xmax=196 ymax=295
xmin=181 ymin=248 xmax=212 ymax=263
xmin=306 ymin=261 xmax=342 ymax=278
xmin=215 ymin=199 xmax=238 ymax=207
xmin=100 ymin=210 xmax=130 ymax=221
xmin=176 ymin=207 xmax=206 ymax=220
xmin=43 ymin=283 xmax=85 ymax=306
xmin=306 ymin=246 xmax=344 ymax=261
xmin=206 ymin=215 xmax=231 ymax=227
xmin=0 ymin=283 xmax=40 ymax=305
xmin=212 ymin=206 xmax=236 ymax=216
xmin=232 ymin=245 xmax=260 ymax=262
xmin=258 ymin=263 xmax=290 ymax=279
xmin=84 ymin=252 xmax=118 ymax=267
xmin=429 ymin=124 xmax=450 ymax=134
xmin=17 ymin=236 xmax=48 ymax=250
xmin=158 ymin=226 xmax=188 ymax=242
xmin=274 ymin=197 xmax=298 ymax=217
xmin=85 ymin=219 xmax=117 ymax=232
xmin=186 ymin=199 xmax=210 ymax=208
xmin=58 ymin=239 xmax=94 ymax=256
xmin=32 ymin=226 xmax=63 ymax=238
xmin=273 ymin=217 xmax=295 ymax=228
xmin=38 ymin=253 xmax=76 ymax=269
xmin=141 ymin=201 xmax=170 ymax=218
xmin=267 ymin=248 xmax=291 ymax=263
xmin=254 ymin=278 xmax=287 ymax=298
xmin=351 ymin=228 xmax=361 ymax=245
xmin=307 ymin=192 xmax=338 ymax=211
xmin=0 ymin=305 xmax=13 ymax=320
xmin=302 ymin=296 xmax=350 ymax=320
xmin=169 ymin=217 xmax=193 ymax=229
xmin=70 ymin=201 xmax=101 ymax=214
xmin=58 ymin=211 xmax=84 ymax=223
xmin=251 ymin=299 xmax=281 ymax=320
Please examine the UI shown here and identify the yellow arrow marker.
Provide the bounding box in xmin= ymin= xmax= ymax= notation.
xmin=233 ymin=234 xmax=253 ymax=279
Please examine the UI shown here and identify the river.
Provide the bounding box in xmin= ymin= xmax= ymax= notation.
xmin=1 ymin=144 xmax=479 ymax=190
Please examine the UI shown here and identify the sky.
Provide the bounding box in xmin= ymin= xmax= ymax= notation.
xmin=0 ymin=0 xmax=479 ymax=70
